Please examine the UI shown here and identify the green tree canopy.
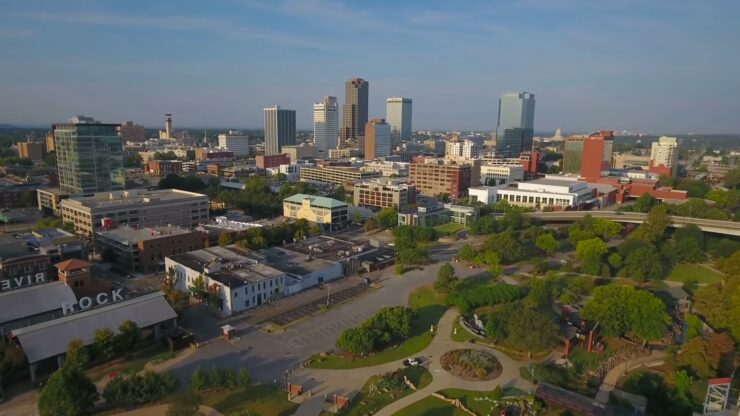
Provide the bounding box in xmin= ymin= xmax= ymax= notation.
xmin=38 ymin=367 xmax=98 ymax=416
xmin=535 ymin=233 xmax=559 ymax=256
xmin=583 ymin=284 xmax=670 ymax=342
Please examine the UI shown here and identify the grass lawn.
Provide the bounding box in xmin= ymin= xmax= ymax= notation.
xmin=340 ymin=366 xmax=432 ymax=416
xmin=666 ymin=263 xmax=724 ymax=284
xmin=86 ymin=343 xmax=175 ymax=382
xmin=434 ymin=223 xmax=466 ymax=236
xmin=307 ymin=286 xmax=446 ymax=369
xmin=202 ymin=384 xmax=298 ymax=416
xmin=451 ymin=316 xmax=473 ymax=342
xmin=394 ymin=387 xmax=531 ymax=416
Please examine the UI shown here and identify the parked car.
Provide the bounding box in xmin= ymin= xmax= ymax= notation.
xmin=402 ymin=358 xmax=419 ymax=366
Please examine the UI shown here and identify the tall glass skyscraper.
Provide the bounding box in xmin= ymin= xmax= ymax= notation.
xmin=313 ymin=96 xmax=339 ymax=155
xmin=386 ymin=97 xmax=412 ymax=149
xmin=340 ymin=78 xmax=369 ymax=146
xmin=263 ymin=105 xmax=296 ymax=155
xmin=54 ymin=116 xmax=124 ymax=194
xmin=495 ymin=91 xmax=535 ymax=157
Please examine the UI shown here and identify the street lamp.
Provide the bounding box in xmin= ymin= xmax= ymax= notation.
xmin=326 ymin=284 xmax=331 ymax=307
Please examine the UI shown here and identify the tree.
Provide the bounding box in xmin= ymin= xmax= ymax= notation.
xmin=607 ymin=252 xmax=623 ymax=269
xmin=336 ymin=327 xmax=375 ymax=355
xmin=583 ymin=284 xmax=670 ymax=342
xmin=630 ymin=205 xmax=670 ymax=243
xmin=484 ymin=230 xmax=525 ymax=264
xmin=191 ymin=367 xmax=209 ymax=391
xmin=632 ymin=193 xmax=658 ymax=213
xmin=191 ymin=274 xmax=206 ymax=299
xmin=575 ymin=238 xmax=608 ymax=275
xmin=523 ymin=279 xmax=552 ymax=309
xmin=65 ymin=339 xmax=88 ymax=370
xmin=161 ymin=267 xmax=190 ymax=314
xmin=94 ymin=328 xmax=116 ymax=360
xmin=117 ymin=320 xmax=142 ymax=353
xmin=434 ymin=262 xmax=458 ymax=293
xmin=593 ymin=219 xmax=623 ymax=240
xmin=725 ymin=166 xmax=740 ymax=189
xmin=678 ymin=337 xmax=713 ymax=377
xmin=38 ymin=367 xmax=98 ymax=416
xmin=621 ymin=244 xmax=666 ymax=281
xmin=458 ymin=244 xmax=477 ymax=261
xmin=166 ymin=390 xmax=201 ymax=416
xmin=237 ymin=368 xmax=250 ymax=389
xmin=375 ymin=207 xmax=399 ymax=229
xmin=218 ymin=231 xmax=233 ymax=246
xmin=535 ymin=234 xmax=559 ymax=256
xmin=694 ymin=284 xmax=731 ymax=331
xmin=476 ymin=251 xmax=501 ymax=276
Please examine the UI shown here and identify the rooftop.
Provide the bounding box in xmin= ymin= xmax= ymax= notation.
xmin=55 ymin=258 xmax=91 ymax=271
xmin=61 ymin=189 xmax=207 ymax=209
xmin=261 ymin=246 xmax=339 ymax=276
xmin=96 ymin=225 xmax=196 ymax=245
xmin=283 ymin=235 xmax=372 ymax=262
xmin=11 ymin=291 xmax=176 ymax=363
xmin=167 ymin=245 xmax=283 ymax=288
xmin=0 ymin=281 xmax=77 ymax=324
xmin=284 ymin=193 xmax=347 ymax=209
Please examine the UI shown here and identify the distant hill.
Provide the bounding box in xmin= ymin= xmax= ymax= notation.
xmin=0 ymin=124 xmax=18 ymax=129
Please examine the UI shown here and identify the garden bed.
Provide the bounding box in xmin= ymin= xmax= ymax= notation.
xmin=440 ymin=349 xmax=501 ymax=381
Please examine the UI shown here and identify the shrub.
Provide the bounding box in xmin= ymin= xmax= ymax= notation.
xmin=446 ymin=284 xmax=522 ymax=314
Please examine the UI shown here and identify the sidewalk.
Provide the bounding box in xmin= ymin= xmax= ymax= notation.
xmin=594 ymin=350 xmax=666 ymax=403
xmin=115 ymin=404 xmax=223 ymax=416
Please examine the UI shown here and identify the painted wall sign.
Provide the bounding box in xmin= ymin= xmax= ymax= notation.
xmin=0 ymin=272 xmax=46 ymax=291
xmin=62 ymin=288 xmax=124 ymax=315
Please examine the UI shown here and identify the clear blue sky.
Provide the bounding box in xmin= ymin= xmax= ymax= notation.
xmin=1 ymin=0 xmax=738 ymax=133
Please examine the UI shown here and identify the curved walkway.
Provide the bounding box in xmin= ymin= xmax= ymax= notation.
xmin=292 ymin=309 xmax=534 ymax=416
xmin=114 ymin=404 xmax=223 ymax=415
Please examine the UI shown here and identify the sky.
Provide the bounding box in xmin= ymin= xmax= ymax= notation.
xmin=1 ymin=0 xmax=739 ymax=133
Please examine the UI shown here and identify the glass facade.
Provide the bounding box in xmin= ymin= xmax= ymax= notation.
xmin=54 ymin=122 xmax=124 ymax=194
xmin=496 ymin=92 xmax=535 ymax=157
xmin=562 ymin=139 xmax=584 ymax=175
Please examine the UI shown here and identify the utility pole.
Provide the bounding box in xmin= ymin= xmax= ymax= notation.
xmin=326 ymin=284 xmax=331 ymax=307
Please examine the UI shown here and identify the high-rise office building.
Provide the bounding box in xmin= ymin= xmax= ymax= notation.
xmin=340 ymin=78 xmax=369 ymax=147
xmin=263 ymin=106 xmax=296 ymax=156
xmin=562 ymin=135 xmax=586 ymax=175
xmin=581 ymin=131 xmax=614 ymax=181
xmin=218 ymin=130 xmax=250 ymax=156
xmin=495 ymin=91 xmax=535 ymax=157
xmin=649 ymin=136 xmax=679 ymax=177
xmin=54 ymin=116 xmax=124 ymax=194
xmin=364 ymin=119 xmax=391 ymax=160
xmin=313 ymin=96 xmax=339 ymax=155
xmin=386 ymin=97 xmax=412 ymax=148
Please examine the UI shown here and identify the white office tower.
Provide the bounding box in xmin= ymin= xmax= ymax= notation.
xmin=264 ymin=105 xmax=296 ymax=155
xmin=649 ymin=136 xmax=679 ymax=176
xmin=445 ymin=140 xmax=481 ymax=160
xmin=386 ymin=97 xmax=412 ymax=149
xmin=313 ymin=96 xmax=339 ymax=155
xmin=218 ymin=130 xmax=250 ymax=156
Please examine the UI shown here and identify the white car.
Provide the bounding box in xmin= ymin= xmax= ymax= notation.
xmin=404 ymin=358 xmax=419 ymax=366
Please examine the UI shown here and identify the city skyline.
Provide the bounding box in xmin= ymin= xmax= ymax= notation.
xmin=1 ymin=1 xmax=739 ymax=133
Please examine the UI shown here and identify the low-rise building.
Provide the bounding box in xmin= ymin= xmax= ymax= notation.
xmin=256 ymin=153 xmax=291 ymax=169
xmin=194 ymin=148 xmax=234 ymax=161
xmin=36 ymin=188 xmax=71 ymax=215
xmin=471 ymin=178 xmax=594 ymax=209
xmin=117 ymin=121 xmax=147 ymax=142
xmin=328 ymin=148 xmax=360 ymax=159
xmin=353 ymin=179 xmax=415 ymax=211
xmin=360 ymin=160 xmax=409 ymax=177
xmin=0 ymin=281 xmax=77 ymax=338
xmin=0 ymin=240 xmax=51 ymax=291
xmin=218 ymin=131 xmax=251 ymax=157
xmin=96 ymin=225 xmax=205 ymax=273
xmin=397 ymin=202 xmax=478 ymax=227
xmin=409 ymin=159 xmax=472 ymax=199
xmin=26 ymin=228 xmax=87 ymax=262
xmin=146 ymin=160 xmax=183 ymax=177
xmin=281 ymin=143 xmax=320 ymax=163
xmin=299 ymin=166 xmax=380 ymax=185
xmin=261 ymin=246 xmax=342 ymax=296
xmin=165 ymin=245 xmax=285 ymax=316
xmin=612 ymin=154 xmax=651 ymax=170
xmin=283 ymin=194 xmax=348 ymax=230
xmin=0 ymin=181 xmax=41 ymax=209
xmin=480 ymin=164 xmax=524 ymax=185
xmin=17 ymin=141 xmax=46 ymax=161
xmin=60 ymin=189 xmax=209 ymax=236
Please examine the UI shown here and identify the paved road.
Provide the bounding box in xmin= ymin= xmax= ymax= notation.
xmin=168 ymin=259 xmax=482 ymax=386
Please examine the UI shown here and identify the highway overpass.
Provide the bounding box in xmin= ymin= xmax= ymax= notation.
xmin=526 ymin=211 xmax=740 ymax=237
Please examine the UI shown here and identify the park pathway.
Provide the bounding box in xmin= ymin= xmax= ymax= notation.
xmin=292 ymin=310 xmax=534 ymax=416
xmin=594 ymin=350 xmax=667 ymax=403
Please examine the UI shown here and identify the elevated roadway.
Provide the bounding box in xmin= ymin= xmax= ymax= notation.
xmin=526 ymin=211 xmax=740 ymax=237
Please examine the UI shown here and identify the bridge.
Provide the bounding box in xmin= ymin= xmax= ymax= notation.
xmin=525 ymin=211 xmax=740 ymax=237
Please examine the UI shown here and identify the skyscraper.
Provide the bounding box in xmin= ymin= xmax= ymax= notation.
xmin=340 ymin=78 xmax=369 ymax=147
xmin=54 ymin=115 xmax=124 ymax=194
xmin=313 ymin=96 xmax=339 ymax=155
xmin=581 ymin=131 xmax=614 ymax=181
xmin=495 ymin=91 xmax=535 ymax=157
xmin=386 ymin=97 xmax=412 ymax=148
xmin=364 ymin=119 xmax=391 ymax=160
xmin=263 ymin=106 xmax=296 ymax=156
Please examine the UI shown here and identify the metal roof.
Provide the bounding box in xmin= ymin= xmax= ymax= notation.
xmin=11 ymin=291 xmax=176 ymax=363
xmin=283 ymin=193 xmax=347 ymax=209
xmin=0 ymin=282 xmax=77 ymax=324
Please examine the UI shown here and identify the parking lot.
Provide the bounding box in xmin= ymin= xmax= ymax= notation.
xmin=268 ymin=283 xmax=373 ymax=327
